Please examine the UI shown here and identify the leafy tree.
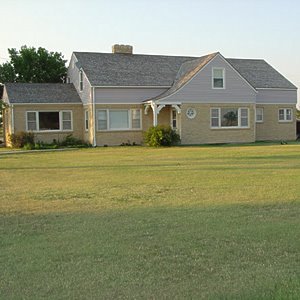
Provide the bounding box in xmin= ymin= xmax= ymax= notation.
xmin=297 ymin=109 xmax=300 ymax=119
xmin=0 ymin=46 xmax=67 ymax=83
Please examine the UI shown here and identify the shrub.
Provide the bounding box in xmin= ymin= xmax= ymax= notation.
xmin=144 ymin=125 xmax=180 ymax=147
xmin=9 ymin=131 xmax=34 ymax=148
xmin=59 ymin=134 xmax=90 ymax=148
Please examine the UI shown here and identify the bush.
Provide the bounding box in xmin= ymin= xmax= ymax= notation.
xmin=144 ymin=125 xmax=180 ymax=147
xmin=9 ymin=131 xmax=34 ymax=148
xmin=59 ymin=134 xmax=86 ymax=147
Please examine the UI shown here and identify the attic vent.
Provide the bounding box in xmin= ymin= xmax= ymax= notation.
xmin=112 ymin=44 xmax=133 ymax=54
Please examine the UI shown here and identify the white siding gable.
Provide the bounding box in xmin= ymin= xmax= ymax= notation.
xmin=158 ymin=54 xmax=257 ymax=104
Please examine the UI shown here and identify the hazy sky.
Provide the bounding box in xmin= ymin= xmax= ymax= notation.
xmin=1 ymin=0 xmax=299 ymax=103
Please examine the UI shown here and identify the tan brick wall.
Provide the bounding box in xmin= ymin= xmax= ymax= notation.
xmin=12 ymin=104 xmax=84 ymax=144
xmin=95 ymin=104 xmax=144 ymax=146
xmin=180 ymin=103 xmax=256 ymax=144
xmin=256 ymin=104 xmax=297 ymax=141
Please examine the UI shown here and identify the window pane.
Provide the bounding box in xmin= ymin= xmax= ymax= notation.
xmin=279 ymin=109 xmax=285 ymax=120
xmin=256 ymin=108 xmax=263 ymax=122
xmin=211 ymin=118 xmax=219 ymax=127
xmin=213 ymin=69 xmax=223 ymax=78
xmin=221 ymin=108 xmax=238 ymax=127
xmin=85 ymin=110 xmax=89 ymax=130
xmin=27 ymin=112 xmax=37 ymax=131
xmin=109 ymin=110 xmax=129 ymax=129
xmin=27 ymin=112 xmax=36 ymax=121
xmin=286 ymin=109 xmax=292 ymax=120
xmin=211 ymin=109 xmax=219 ymax=118
xmin=213 ymin=78 xmax=223 ymax=88
xmin=63 ymin=121 xmax=72 ymax=130
xmin=97 ymin=110 xmax=107 ymax=130
xmin=62 ymin=111 xmax=71 ymax=121
xmin=131 ymin=109 xmax=141 ymax=129
xmin=39 ymin=112 xmax=59 ymax=130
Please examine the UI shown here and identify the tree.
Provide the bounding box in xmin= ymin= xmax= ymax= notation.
xmin=297 ymin=109 xmax=300 ymax=119
xmin=0 ymin=46 xmax=67 ymax=83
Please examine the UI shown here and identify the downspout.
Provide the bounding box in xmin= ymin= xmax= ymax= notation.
xmin=92 ymin=87 xmax=96 ymax=147
xmin=11 ymin=104 xmax=15 ymax=134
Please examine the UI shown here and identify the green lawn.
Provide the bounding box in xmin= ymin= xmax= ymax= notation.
xmin=1 ymin=145 xmax=300 ymax=299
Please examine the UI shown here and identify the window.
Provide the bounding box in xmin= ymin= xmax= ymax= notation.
xmin=256 ymin=108 xmax=264 ymax=123
xmin=212 ymin=68 xmax=225 ymax=89
xmin=131 ymin=109 xmax=141 ymax=129
xmin=97 ymin=109 xmax=142 ymax=131
xmin=97 ymin=110 xmax=107 ymax=130
xmin=79 ymin=70 xmax=83 ymax=91
xmin=186 ymin=107 xmax=197 ymax=119
xmin=85 ymin=110 xmax=89 ymax=131
xmin=26 ymin=111 xmax=72 ymax=131
xmin=62 ymin=111 xmax=72 ymax=130
xmin=27 ymin=112 xmax=37 ymax=131
xmin=279 ymin=108 xmax=292 ymax=122
xmin=211 ymin=108 xmax=249 ymax=128
xmin=171 ymin=108 xmax=177 ymax=129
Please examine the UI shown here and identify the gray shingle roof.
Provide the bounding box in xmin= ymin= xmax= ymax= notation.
xmin=5 ymin=83 xmax=82 ymax=104
xmin=74 ymin=51 xmax=297 ymax=90
xmin=73 ymin=52 xmax=196 ymax=86
xmin=227 ymin=58 xmax=297 ymax=89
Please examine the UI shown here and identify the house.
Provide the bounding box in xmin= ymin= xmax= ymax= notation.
xmin=2 ymin=44 xmax=298 ymax=146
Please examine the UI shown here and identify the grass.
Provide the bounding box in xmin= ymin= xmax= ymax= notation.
xmin=1 ymin=145 xmax=300 ymax=299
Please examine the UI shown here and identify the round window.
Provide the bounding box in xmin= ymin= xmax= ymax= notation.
xmin=186 ymin=107 xmax=197 ymax=119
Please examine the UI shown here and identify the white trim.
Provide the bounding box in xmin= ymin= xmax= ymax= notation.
xmin=256 ymin=102 xmax=297 ymax=105
xmin=256 ymin=88 xmax=297 ymax=91
xmin=94 ymin=102 xmax=145 ymax=105
xmin=212 ymin=67 xmax=225 ymax=89
xmin=11 ymin=103 xmax=82 ymax=105
xmin=92 ymin=85 xmax=171 ymax=89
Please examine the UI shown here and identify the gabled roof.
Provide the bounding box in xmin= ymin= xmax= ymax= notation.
xmin=73 ymin=52 xmax=196 ymax=87
xmin=73 ymin=51 xmax=297 ymax=91
xmin=227 ymin=58 xmax=297 ymax=89
xmin=5 ymin=83 xmax=82 ymax=104
xmin=147 ymin=53 xmax=219 ymax=101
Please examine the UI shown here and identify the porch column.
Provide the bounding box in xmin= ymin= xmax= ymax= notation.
xmin=150 ymin=103 xmax=165 ymax=126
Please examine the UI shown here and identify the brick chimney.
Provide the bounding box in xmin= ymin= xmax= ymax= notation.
xmin=112 ymin=44 xmax=133 ymax=54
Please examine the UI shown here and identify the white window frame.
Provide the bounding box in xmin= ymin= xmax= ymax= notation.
xmin=278 ymin=108 xmax=293 ymax=122
xmin=256 ymin=107 xmax=264 ymax=123
xmin=170 ymin=108 xmax=177 ymax=129
xmin=85 ymin=110 xmax=89 ymax=131
xmin=79 ymin=70 xmax=83 ymax=92
xmin=210 ymin=107 xmax=249 ymax=129
xmin=212 ymin=67 xmax=225 ymax=89
xmin=96 ymin=109 xmax=142 ymax=131
xmin=26 ymin=110 xmax=73 ymax=132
